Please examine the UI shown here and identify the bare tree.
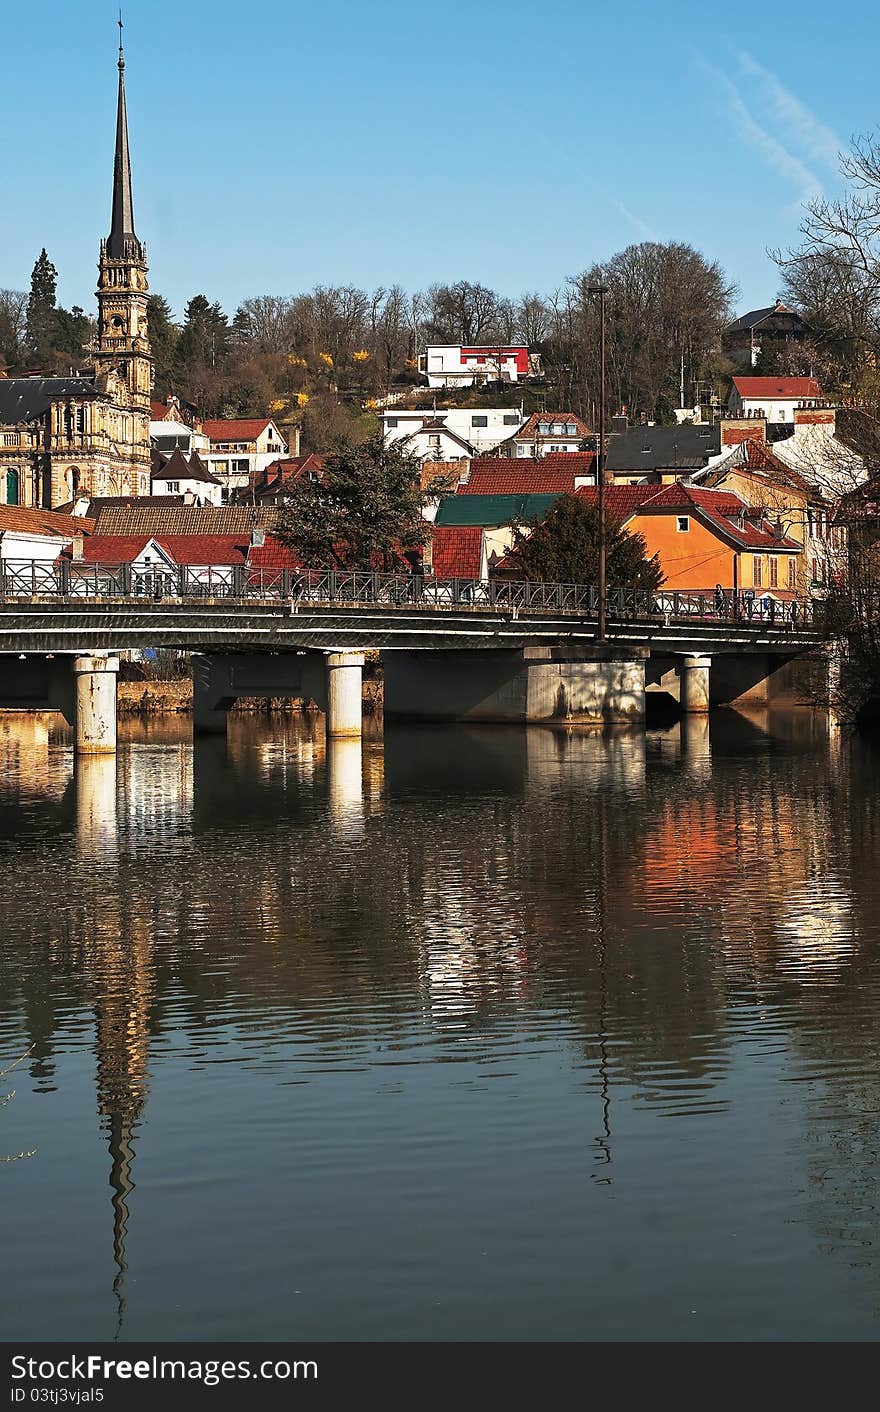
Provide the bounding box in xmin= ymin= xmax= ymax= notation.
xmin=775 ymin=136 xmax=880 ymax=393
xmin=0 ymin=289 xmax=28 ymax=371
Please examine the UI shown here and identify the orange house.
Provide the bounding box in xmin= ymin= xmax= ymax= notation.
xmin=576 ymin=483 xmax=802 ymax=594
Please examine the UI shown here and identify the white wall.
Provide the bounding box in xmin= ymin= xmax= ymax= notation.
xmin=384 ymin=408 xmax=524 ymax=456
xmin=0 ymin=531 xmax=67 ymax=561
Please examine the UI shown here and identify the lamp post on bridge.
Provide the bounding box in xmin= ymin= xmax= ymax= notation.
xmin=587 ymin=283 xmax=609 ymax=642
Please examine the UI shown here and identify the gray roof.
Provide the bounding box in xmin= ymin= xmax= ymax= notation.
xmin=728 ymin=303 xmax=809 ymax=333
xmin=606 ymin=424 xmax=721 ymax=473
xmin=0 ymin=376 xmax=96 ymax=425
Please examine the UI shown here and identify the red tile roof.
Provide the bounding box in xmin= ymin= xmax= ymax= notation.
xmin=732 ymin=376 xmax=822 ymax=399
xmin=575 ymin=483 xmax=800 ymax=549
xmin=72 ymin=534 xmax=251 ymax=566
xmin=247 ymin=535 xmax=302 ymax=569
xmin=0 ymin=505 xmax=96 ymax=538
xmin=430 ymin=525 xmax=483 ymax=578
xmin=202 ymin=418 xmax=275 ymax=442
xmin=508 ymin=410 xmax=592 ymax=441
xmin=459 ymin=457 xmax=592 ymax=495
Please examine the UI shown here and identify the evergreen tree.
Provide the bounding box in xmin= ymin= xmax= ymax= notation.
xmin=176 ymin=294 xmax=229 ymax=371
xmin=505 ymin=494 xmax=664 ymax=589
xmin=274 ymin=434 xmax=429 ymax=570
xmin=26 ymin=249 xmax=58 ymax=366
xmin=52 ymin=306 xmax=93 ymax=364
xmin=146 ymin=294 xmax=180 ymax=396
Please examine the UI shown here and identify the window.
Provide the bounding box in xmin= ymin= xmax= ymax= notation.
xmin=5 ymin=469 xmax=20 ymax=505
xmin=753 ymin=556 xmax=763 ymax=587
xmin=788 ymin=558 xmax=797 ymax=589
xmin=386 ymin=417 xmax=398 ymax=428
xmin=3 ymin=433 xmax=17 ymax=447
xmin=538 ymin=423 xmax=551 ymax=435
xmin=503 ymin=414 xmax=519 ymax=425
xmin=234 ymin=459 xmax=249 ymax=473
xmin=676 ymin=516 xmax=690 ymax=533
xmin=471 ymin=415 xmax=488 ymax=428
xmin=214 ymin=460 xmax=228 ymax=474
xmin=166 ymin=481 xmax=180 ymax=493
xmin=566 ymin=423 xmax=576 ymax=435
xmin=769 ymin=557 xmax=778 ymax=588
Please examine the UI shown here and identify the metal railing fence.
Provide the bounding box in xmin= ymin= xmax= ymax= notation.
xmin=0 ymin=560 xmax=818 ymax=628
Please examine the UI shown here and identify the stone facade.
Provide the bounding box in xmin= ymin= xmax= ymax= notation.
xmin=0 ymin=38 xmax=151 ymax=509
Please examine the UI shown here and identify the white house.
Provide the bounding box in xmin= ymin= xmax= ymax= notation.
xmin=151 ymin=446 xmax=223 ymax=505
xmin=418 ymin=345 xmax=539 ymax=389
xmin=201 ymin=418 xmax=289 ymax=499
xmin=728 ymin=376 xmax=824 ymax=424
xmin=382 ymin=407 xmax=525 ymax=462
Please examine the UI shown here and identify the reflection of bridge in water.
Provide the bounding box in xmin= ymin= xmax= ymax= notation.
xmin=0 ymin=566 xmax=828 ymax=751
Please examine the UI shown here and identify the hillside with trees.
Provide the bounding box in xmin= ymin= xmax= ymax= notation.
xmin=1 ymin=241 xmax=737 ymax=451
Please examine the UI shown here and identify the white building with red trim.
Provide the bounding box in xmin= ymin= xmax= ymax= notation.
xmin=418 ymin=345 xmax=539 ymax=389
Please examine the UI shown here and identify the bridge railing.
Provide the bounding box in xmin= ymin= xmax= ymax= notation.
xmin=0 ymin=559 xmax=818 ymax=627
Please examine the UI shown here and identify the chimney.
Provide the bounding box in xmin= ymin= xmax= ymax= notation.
xmin=610 ymin=415 xmax=628 ymax=435
xmin=794 ymin=404 xmax=835 ymax=430
xmin=251 ymin=526 xmax=266 ymax=548
xmin=182 ymin=489 xmax=195 ymax=506
xmin=72 ymin=534 xmax=84 ymax=561
xmin=721 ymin=417 xmax=766 ymax=448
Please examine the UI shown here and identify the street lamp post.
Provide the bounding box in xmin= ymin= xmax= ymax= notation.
xmin=587 ymin=284 xmax=609 ymax=641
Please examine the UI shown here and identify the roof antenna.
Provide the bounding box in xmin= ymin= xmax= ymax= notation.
xmin=118 ymin=9 xmax=124 ymax=67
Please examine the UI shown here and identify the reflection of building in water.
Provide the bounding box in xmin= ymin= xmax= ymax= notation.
xmin=117 ymin=743 xmax=193 ymax=842
xmin=776 ymin=876 xmax=856 ymax=982
xmin=417 ymin=871 xmax=529 ymax=1028
xmin=526 ymin=727 xmax=646 ymax=799
xmin=227 ymin=714 xmax=325 ymax=785
xmin=0 ymin=713 xmax=67 ymax=802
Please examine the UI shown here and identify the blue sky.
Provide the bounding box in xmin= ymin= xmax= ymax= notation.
xmin=1 ymin=0 xmax=872 ymax=321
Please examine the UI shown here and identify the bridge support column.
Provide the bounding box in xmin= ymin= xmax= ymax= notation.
xmin=72 ymin=655 xmax=119 ymax=754
xmin=326 ymin=651 xmax=365 ymax=737
xmin=680 ymin=655 xmax=711 ymax=714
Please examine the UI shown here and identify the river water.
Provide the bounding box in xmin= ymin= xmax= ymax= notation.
xmin=1 ymin=707 xmax=880 ymax=1342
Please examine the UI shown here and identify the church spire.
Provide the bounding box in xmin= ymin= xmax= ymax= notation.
xmin=107 ymin=14 xmax=138 ymax=259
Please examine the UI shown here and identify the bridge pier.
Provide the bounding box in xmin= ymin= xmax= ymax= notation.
xmin=680 ymin=655 xmax=711 ymax=714
xmin=326 ymin=651 xmax=365 ymax=738
xmin=72 ymin=655 xmax=119 ymax=754
xmin=384 ymin=647 xmax=646 ymax=724
xmin=191 ymin=651 xmax=328 ymax=734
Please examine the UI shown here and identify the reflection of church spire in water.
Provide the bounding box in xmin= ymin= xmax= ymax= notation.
xmin=591 ymin=808 xmax=613 ymax=1185
xmin=108 ymin=1110 xmax=135 ymax=1335
xmin=75 ymin=747 xmax=154 ymax=1337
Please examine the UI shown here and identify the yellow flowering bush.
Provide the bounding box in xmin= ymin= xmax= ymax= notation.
xmin=287 ymin=354 xmax=307 ymax=368
xmin=269 ymin=398 xmax=286 ymax=413
xmin=296 ymin=392 xmax=310 ymax=408
xmin=319 ymin=352 xmax=334 ymax=367
xmin=353 ymin=349 xmax=370 ymax=363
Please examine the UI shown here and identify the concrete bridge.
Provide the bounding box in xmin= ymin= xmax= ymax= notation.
xmin=0 ymin=564 xmax=827 ymax=751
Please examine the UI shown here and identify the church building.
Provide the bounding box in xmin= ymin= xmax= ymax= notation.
xmin=0 ymin=33 xmax=152 ymax=508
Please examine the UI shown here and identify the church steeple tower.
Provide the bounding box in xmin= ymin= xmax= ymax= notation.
xmin=97 ymin=16 xmax=151 ymax=422
xmin=107 ymin=15 xmax=139 ymax=261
